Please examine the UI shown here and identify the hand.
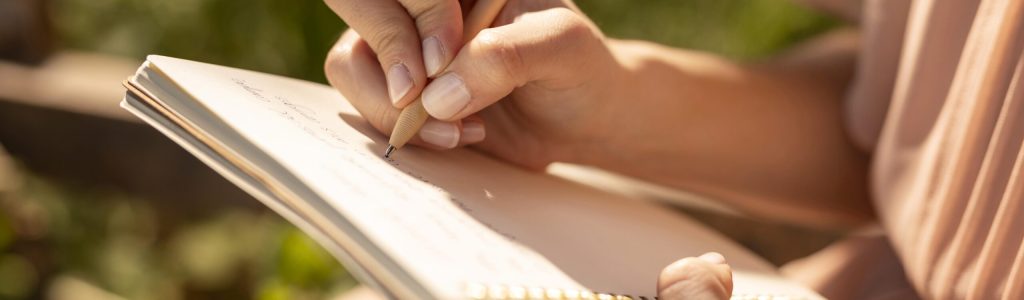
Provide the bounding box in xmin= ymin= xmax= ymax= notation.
xmin=658 ymin=252 xmax=734 ymax=300
xmin=324 ymin=1 xmax=871 ymax=227
xmin=324 ymin=1 xmax=627 ymax=169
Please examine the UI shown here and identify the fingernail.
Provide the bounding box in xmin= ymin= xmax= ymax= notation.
xmin=422 ymin=73 xmax=471 ymax=119
xmin=462 ymin=121 xmax=486 ymax=144
xmin=423 ymin=36 xmax=445 ymax=77
xmin=387 ymin=63 xmax=413 ymax=105
xmin=699 ymin=252 xmax=726 ymax=265
xmin=419 ymin=119 xmax=460 ymax=149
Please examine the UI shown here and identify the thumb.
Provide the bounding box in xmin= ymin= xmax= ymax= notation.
xmin=658 ymin=252 xmax=734 ymax=300
xmin=419 ymin=7 xmax=602 ymax=121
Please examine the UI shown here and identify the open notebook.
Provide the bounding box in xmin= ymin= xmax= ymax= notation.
xmin=120 ymin=56 xmax=823 ymax=300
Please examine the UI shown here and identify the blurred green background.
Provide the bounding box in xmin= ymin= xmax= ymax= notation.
xmin=1 ymin=1 xmax=839 ymax=299
xmin=55 ymin=0 xmax=838 ymax=83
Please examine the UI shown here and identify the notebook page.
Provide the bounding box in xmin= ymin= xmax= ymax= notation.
xmin=126 ymin=67 xmax=428 ymax=299
xmin=143 ymin=55 xmax=822 ymax=299
xmin=143 ymin=56 xmax=583 ymax=298
xmin=120 ymin=92 xmax=394 ymax=298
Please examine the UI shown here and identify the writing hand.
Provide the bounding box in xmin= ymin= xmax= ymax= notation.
xmin=325 ymin=2 xmax=627 ymax=169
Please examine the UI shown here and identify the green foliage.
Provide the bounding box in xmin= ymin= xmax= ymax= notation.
xmin=578 ymin=0 xmax=839 ymax=60
xmin=53 ymin=0 xmax=837 ymax=84
xmin=0 ymin=172 xmax=351 ymax=299
xmin=0 ymin=213 xmax=12 ymax=251
xmin=54 ymin=0 xmax=346 ymax=83
xmin=0 ymin=254 xmax=36 ymax=298
xmin=276 ymin=229 xmax=352 ymax=289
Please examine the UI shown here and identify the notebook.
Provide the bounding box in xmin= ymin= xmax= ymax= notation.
xmin=120 ymin=55 xmax=824 ymax=300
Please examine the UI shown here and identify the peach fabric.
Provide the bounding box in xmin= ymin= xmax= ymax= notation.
xmin=795 ymin=0 xmax=1024 ymax=299
xmin=780 ymin=227 xmax=919 ymax=300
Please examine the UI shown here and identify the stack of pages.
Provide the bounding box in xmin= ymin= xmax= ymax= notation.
xmin=121 ymin=55 xmax=824 ymax=300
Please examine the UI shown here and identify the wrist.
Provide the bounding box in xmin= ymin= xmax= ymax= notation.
xmin=556 ymin=38 xmax=652 ymax=166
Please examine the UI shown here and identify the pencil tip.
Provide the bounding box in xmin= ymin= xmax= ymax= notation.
xmin=384 ymin=145 xmax=396 ymax=158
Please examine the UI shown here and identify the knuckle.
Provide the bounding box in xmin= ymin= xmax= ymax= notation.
xmin=668 ymin=257 xmax=704 ymax=273
xmin=660 ymin=258 xmax=707 ymax=287
xmin=402 ymin=0 xmax=445 ymax=20
xmin=324 ymin=48 xmax=348 ymax=86
xmin=405 ymin=1 xmax=459 ymax=36
xmin=324 ymin=43 xmax=349 ymax=66
xmin=363 ymin=17 xmax=411 ymax=59
xmin=474 ymin=29 xmax=527 ymax=85
xmin=659 ymin=258 xmax=730 ymax=300
xmin=546 ymin=6 xmax=580 ymax=22
xmin=550 ymin=9 xmax=598 ymax=46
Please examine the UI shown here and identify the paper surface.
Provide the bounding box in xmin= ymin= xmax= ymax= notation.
xmin=124 ymin=55 xmax=823 ymax=299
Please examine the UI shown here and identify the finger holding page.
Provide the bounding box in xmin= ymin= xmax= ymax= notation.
xmin=658 ymin=252 xmax=734 ymax=300
xmin=325 ymin=30 xmax=464 ymax=149
xmin=420 ymin=8 xmax=603 ymax=121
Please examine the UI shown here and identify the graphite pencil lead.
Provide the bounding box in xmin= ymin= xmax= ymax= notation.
xmin=383 ymin=145 xmax=396 ymax=158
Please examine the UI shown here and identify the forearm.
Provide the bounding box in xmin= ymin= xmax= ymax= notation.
xmin=573 ymin=38 xmax=872 ymax=227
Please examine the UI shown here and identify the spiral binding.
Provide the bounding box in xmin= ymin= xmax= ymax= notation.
xmin=464 ymin=283 xmax=807 ymax=300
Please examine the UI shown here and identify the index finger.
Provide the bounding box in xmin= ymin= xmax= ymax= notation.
xmin=324 ymin=0 xmax=426 ymax=106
